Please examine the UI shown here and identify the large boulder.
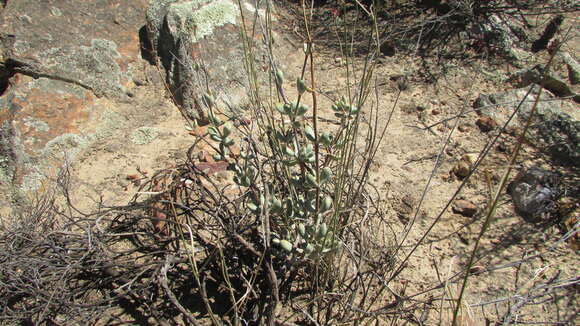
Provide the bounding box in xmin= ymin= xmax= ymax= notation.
xmin=145 ymin=0 xmax=261 ymax=124
xmin=0 ymin=0 xmax=276 ymax=208
xmin=0 ymin=0 xmax=148 ymax=194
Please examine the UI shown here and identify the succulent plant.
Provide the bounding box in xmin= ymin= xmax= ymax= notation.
xmin=297 ymin=78 xmax=308 ymax=95
xmin=275 ymin=69 xmax=284 ymax=86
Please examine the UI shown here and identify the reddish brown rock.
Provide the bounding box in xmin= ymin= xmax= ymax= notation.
xmin=452 ymin=199 xmax=478 ymax=217
xmin=476 ymin=116 xmax=497 ymax=132
xmin=195 ymin=161 xmax=229 ymax=176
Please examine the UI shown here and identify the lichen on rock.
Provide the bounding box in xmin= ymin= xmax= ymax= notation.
xmin=131 ymin=127 xmax=160 ymax=145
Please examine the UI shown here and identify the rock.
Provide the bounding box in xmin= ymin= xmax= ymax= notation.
xmin=508 ymin=64 xmax=579 ymax=103
xmin=457 ymin=123 xmax=471 ymax=132
xmin=452 ymin=199 xmax=478 ymax=217
xmin=476 ymin=116 xmax=497 ymax=132
xmin=195 ymin=161 xmax=228 ymax=175
xmin=507 ymin=166 xmax=560 ymax=222
xmin=379 ymin=41 xmax=395 ymax=56
xmin=474 ymin=87 xmax=580 ymax=165
xmin=389 ymin=74 xmax=409 ymax=91
xmin=452 ymin=154 xmax=477 ymax=179
xmin=131 ymin=127 xmax=159 ymax=145
xmin=470 ymin=14 xmax=529 ymax=64
xmin=145 ymin=0 xmax=258 ymax=125
xmin=0 ymin=0 xmax=148 ymax=195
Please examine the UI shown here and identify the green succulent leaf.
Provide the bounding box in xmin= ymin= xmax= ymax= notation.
xmin=208 ymin=126 xmax=219 ymax=136
xmin=297 ymin=223 xmax=306 ymax=237
xmin=202 ymin=93 xmax=215 ymax=108
xmin=270 ymin=196 xmax=282 ymax=212
xmin=284 ymin=147 xmax=296 ymax=157
xmin=297 ymin=78 xmax=307 ymax=95
xmin=283 ymin=159 xmax=298 ymax=166
xmin=320 ymin=132 xmax=332 ymax=147
xmin=222 ymin=137 xmax=234 ymax=147
xmin=210 ymin=134 xmax=222 ymax=142
xmin=275 ymin=69 xmax=284 ymax=85
xmin=306 ymin=173 xmax=318 ymax=187
xmin=304 ymin=125 xmax=316 ymax=142
xmin=246 ymin=167 xmax=256 ymax=179
xmin=320 ymin=167 xmax=332 ymax=183
xmin=321 ymin=196 xmax=333 ymax=211
xmin=295 ymin=104 xmax=309 ymax=116
xmin=247 ymin=202 xmax=259 ymax=211
xmin=222 ymin=123 xmax=232 ymax=137
xmin=279 ymin=239 xmax=293 ymax=252
xmin=275 ymin=103 xmax=287 ymax=115
xmin=317 ymin=223 xmax=328 ymax=239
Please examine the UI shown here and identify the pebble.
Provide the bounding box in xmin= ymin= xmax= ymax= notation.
xmin=452 ymin=154 xmax=477 ymax=179
xmin=458 ymin=124 xmax=471 ymax=132
xmin=452 ymin=199 xmax=478 ymax=217
xmin=476 ymin=116 xmax=497 ymax=132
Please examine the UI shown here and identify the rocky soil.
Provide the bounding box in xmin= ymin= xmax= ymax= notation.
xmin=1 ymin=0 xmax=578 ymax=324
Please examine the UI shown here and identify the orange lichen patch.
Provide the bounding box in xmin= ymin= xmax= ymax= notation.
xmin=118 ymin=32 xmax=141 ymax=58
xmin=116 ymin=33 xmax=141 ymax=71
xmin=11 ymin=86 xmax=93 ymax=154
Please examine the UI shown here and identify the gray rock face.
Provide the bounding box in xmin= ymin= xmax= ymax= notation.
xmin=508 ymin=65 xmax=580 ymax=103
xmin=0 ymin=0 xmax=149 ymax=195
xmin=0 ymin=0 xmax=273 ymax=207
xmin=474 ymin=87 xmax=579 ymax=165
xmin=145 ymin=0 xmax=255 ymax=123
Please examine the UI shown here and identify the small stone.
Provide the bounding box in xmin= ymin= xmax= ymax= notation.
xmin=452 ymin=154 xmax=477 ymax=178
xmin=195 ymin=161 xmax=228 ymax=176
xmin=452 ymin=199 xmax=478 ymax=217
xmin=458 ymin=124 xmax=470 ymax=132
xmin=476 ymin=116 xmax=497 ymax=132
xmin=431 ymin=109 xmax=441 ymax=115
xmin=126 ymin=174 xmax=139 ymax=181
xmin=416 ymin=105 xmax=427 ymax=112
xmin=507 ymin=166 xmax=560 ymax=222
